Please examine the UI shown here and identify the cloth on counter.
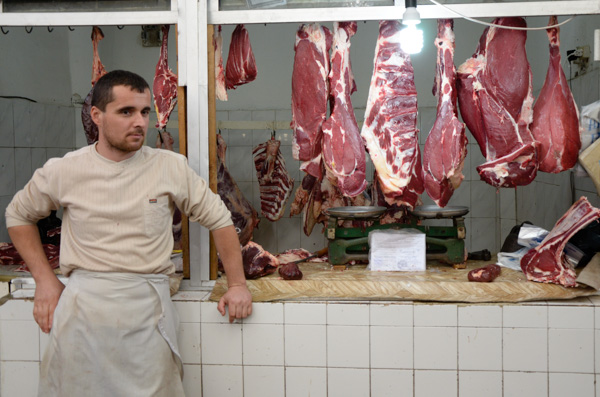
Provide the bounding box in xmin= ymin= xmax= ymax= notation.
xmin=5 ymin=143 xmax=232 ymax=276
xmin=39 ymin=270 xmax=183 ymax=397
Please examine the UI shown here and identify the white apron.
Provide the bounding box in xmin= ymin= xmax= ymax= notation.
xmin=38 ymin=270 xmax=184 ymax=397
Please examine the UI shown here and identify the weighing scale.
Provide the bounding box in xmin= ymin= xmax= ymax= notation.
xmin=325 ymin=205 xmax=469 ymax=268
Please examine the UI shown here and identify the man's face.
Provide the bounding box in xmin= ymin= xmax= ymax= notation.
xmin=92 ymin=85 xmax=151 ymax=160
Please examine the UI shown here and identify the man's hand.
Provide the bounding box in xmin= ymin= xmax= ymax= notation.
xmin=217 ymin=284 xmax=252 ymax=323
xmin=33 ymin=275 xmax=64 ymax=333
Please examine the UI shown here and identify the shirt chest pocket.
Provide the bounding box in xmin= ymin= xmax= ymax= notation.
xmin=143 ymin=196 xmax=171 ymax=237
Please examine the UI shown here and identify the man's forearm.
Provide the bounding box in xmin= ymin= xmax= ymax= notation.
xmin=211 ymin=225 xmax=246 ymax=286
xmin=8 ymin=225 xmax=57 ymax=282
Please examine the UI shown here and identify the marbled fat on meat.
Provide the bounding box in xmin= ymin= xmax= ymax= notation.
xmin=520 ymin=197 xmax=600 ymax=287
xmin=361 ymin=20 xmax=424 ymax=209
xmin=291 ymin=23 xmax=332 ymax=179
xmin=457 ymin=17 xmax=538 ymax=188
xmin=530 ymin=16 xmax=581 ymax=173
xmin=153 ymin=25 xmax=178 ymax=130
xmin=214 ymin=25 xmax=228 ymax=101
xmin=253 ymin=138 xmax=294 ymax=221
xmin=322 ymin=21 xmax=367 ymax=197
xmin=424 ymin=20 xmax=468 ymax=207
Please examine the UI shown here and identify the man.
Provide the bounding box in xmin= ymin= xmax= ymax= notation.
xmin=5 ymin=70 xmax=252 ymax=396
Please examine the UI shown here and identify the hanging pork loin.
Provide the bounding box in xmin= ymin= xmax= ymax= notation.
xmin=214 ymin=25 xmax=228 ymax=101
xmin=81 ymin=26 xmax=108 ymax=145
xmin=225 ymin=24 xmax=257 ymax=90
xmin=457 ymin=17 xmax=538 ymax=188
xmin=322 ymin=21 xmax=367 ymax=197
xmin=361 ymin=20 xmax=424 ymax=209
xmin=521 ymin=197 xmax=600 ymax=287
xmin=153 ymin=25 xmax=178 ymax=131
xmin=530 ymin=16 xmax=581 ymax=173
xmin=291 ymin=23 xmax=333 ymax=179
xmin=217 ymin=134 xmax=259 ymax=246
xmin=253 ymin=137 xmax=295 ymax=221
xmin=423 ymin=19 xmax=468 ymax=208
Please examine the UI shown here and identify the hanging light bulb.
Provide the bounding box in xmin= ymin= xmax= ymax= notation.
xmin=400 ymin=0 xmax=423 ymax=54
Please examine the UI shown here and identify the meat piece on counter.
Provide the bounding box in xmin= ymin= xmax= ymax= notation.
xmin=217 ymin=134 xmax=259 ymax=246
xmin=214 ymin=25 xmax=228 ymax=101
xmin=81 ymin=26 xmax=108 ymax=145
xmin=154 ymin=25 xmax=178 ymax=130
xmin=361 ymin=20 xmax=424 ymax=209
xmin=225 ymin=24 xmax=257 ymax=90
xmin=530 ymin=16 xmax=581 ymax=173
xmin=521 ymin=197 xmax=600 ymax=287
xmin=291 ymin=23 xmax=333 ymax=179
xmin=242 ymin=241 xmax=279 ymax=279
xmin=253 ymin=138 xmax=295 ymax=221
xmin=276 ymin=248 xmax=312 ymax=264
xmin=468 ymin=264 xmax=501 ymax=282
xmin=457 ymin=17 xmax=538 ymax=188
xmin=424 ymin=20 xmax=468 ymax=207
xmin=279 ymin=262 xmax=303 ymax=280
xmin=322 ymin=21 xmax=367 ymax=197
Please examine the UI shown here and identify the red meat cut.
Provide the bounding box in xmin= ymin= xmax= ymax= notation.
xmin=241 ymin=241 xmax=279 ymax=279
xmin=279 ymin=262 xmax=303 ymax=280
xmin=521 ymin=197 xmax=600 ymax=287
xmin=214 ymin=25 xmax=228 ymax=101
xmin=530 ymin=16 xmax=581 ymax=173
xmin=253 ymin=138 xmax=295 ymax=221
xmin=225 ymin=25 xmax=257 ymax=90
xmin=468 ymin=264 xmax=501 ymax=282
xmin=217 ymin=135 xmax=259 ymax=246
xmin=457 ymin=17 xmax=538 ymax=188
xmin=81 ymin=26 xmax=108 ymax=145
xmin=361 ymin=20 xmax=424 ymax=209
xmin=424 ymin=19 xmax=468 ymax=207
xmin=322 ymin=21 xmax=367 ymax=197
xmin=153 ymin=25 xmax=178 ymax=130
xmin=291 ymin=23 xmax=333 ymax=179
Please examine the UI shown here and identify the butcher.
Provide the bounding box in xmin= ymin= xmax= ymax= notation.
xmin=4 ymin=70 xmax=252 ymax=396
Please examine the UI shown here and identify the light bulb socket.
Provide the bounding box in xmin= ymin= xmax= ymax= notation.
xmin=405 ymin=0 xmax=416 ymax=8
xmin=402 ymin=7 xmax=421 ymax=25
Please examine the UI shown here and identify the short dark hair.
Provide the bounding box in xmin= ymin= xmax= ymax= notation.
xmin=91 ymin=70 xmax=150 ymax=111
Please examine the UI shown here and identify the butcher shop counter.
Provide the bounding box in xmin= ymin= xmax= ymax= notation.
xmin=210 ymin=258 xmax=599 ymax=304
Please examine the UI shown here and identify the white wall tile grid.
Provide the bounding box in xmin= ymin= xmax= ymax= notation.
xmin=5 ymin=296 xmax=600 ymax=396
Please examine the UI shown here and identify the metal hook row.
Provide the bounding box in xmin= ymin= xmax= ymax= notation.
xmin=0 ymin=26 xmax=124 ymax=34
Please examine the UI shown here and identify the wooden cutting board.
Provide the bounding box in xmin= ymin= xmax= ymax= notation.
xmin=579 ymin=138 xmax=600 ymax=195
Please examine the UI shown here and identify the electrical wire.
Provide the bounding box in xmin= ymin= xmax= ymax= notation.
xmin=427 ymin=0 xmax=575 ymax=31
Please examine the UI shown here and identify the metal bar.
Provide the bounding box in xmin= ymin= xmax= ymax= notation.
xmin=208 ymin=1 xmax=600 ymax=24
xmin=217 ymin=120 xmax=365 ymax=130
xmin=0 ymin=11 xmax=178 ymax=26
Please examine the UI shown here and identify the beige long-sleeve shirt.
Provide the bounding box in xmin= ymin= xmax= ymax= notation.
xmin=5 ymin=144 xmax=232 ymax=276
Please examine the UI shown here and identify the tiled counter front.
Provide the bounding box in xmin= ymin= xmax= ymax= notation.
xmin=1 ymin=293 xmax=600 ymax=397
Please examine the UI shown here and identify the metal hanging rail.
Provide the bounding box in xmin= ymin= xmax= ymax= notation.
xmin=208 ymin=0 xmax=600 ymax=25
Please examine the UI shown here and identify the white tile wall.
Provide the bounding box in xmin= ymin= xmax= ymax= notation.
xmin=6 ymin=298 xmax=600 ymax=396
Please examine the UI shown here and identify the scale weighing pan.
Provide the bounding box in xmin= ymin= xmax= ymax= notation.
xmin=325 ymin=206 xmax=387 ymax=219
xmin=412 ymin=205 xmax=469 ymax=219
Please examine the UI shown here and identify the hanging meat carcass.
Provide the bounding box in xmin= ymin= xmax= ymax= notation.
xmin=457 ymin=17 xmax=538 ymax=188
xmin=291 ymin=23 xmax=333 ymax=179
xmin=521 ymin=197 xmax=600 ymax=287
xmin=423 ymin=19 xmax=468 ymax=208
xmin=81 ymin=26 xmax=108 ymax=145
xmin=214 ymin=25 xmax=228 ymax=101
xmin=322 ymin=21 xmax=367 ymax=197
xmin=252 ymin=137 xmax=295 ymax=221
xmin=290 ymin=173 xmax=318 ymax=217
xmin=530 ymin=16 xmax=581 ymax=173
xmin=154 ymin=25 xmax=178 ymax=131
xmin=225 ymin=24 xmax=258 ymax=90
xmin=217 ymin=134 xmax=259 ymax=246
xmin=361 ymin=20 xmax=424 ymax=209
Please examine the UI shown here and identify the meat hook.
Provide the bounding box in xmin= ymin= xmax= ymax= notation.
xmin=117 ymin=26 xmax=124 ymax=30
xmin=47 ymin=27 xmax=54 ymax=33
xmin=271 ymin=130 xmax=276 ymax=139
xmin=68 ymin=26 xmax=75 ymax=31
xmin=0 ymin=27 xmax=8 ymax=35
xmin=25 ymin=26 xmax=33 ymax=33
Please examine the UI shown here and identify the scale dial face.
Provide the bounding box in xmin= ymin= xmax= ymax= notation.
xmin=411 ymin=205 xmax=469 ymax=219
xmin=325 ymin=206 xmax=387 ymax=219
